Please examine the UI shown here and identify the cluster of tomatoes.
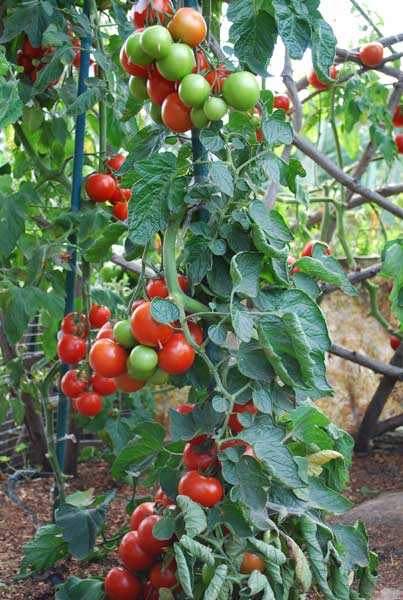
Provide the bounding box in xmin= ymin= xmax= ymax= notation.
xmin=104 ymin=398 xmax=265 ymax=600
xmin=58 ymin=304 xmax=113 ymax=417
xmin=119 ymin=1 xmax=260 ymax=133
xmin=392 ymin=105 xmax=403 ymax=154
xmin=85 ymin=154 xmax=132 ymax=221
xmin=287 ymin=239 xmax=331 ymax=275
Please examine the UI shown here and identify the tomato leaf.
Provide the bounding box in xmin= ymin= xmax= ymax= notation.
xmin=177 ymin=495 xmax=207 ymax=537
xmin=151 ymin=297 xmax=180 ymax=324
xmin=272 ymin=0 xmax=311 ymax=59
xmin=238 ymin=342 xmax=274 ymax=382
xmin=111 ymin=422 xmax=165 ymax=478
xmin=18 ymin=524 xmax=69 ymax=579
xmin=180 ymin=535 xmax=215 ymax=566
xmin=204 ymin=564 xmax=228 ymax=600
xmin=249 ymin=201 xmax=293 ymax=243
xmin=231 ymin=251 xmax=263 ymax=297
xmin=55 ymin=576 xmax=105 ymax=600
xmin=310 ymin=17 xmax=337 ymax=85
xmin=229 ymin=11 xmax=277 ymax=75
xmin=209 ymin=161 xmax=234 ymax=196
xmin=174 ymin=543 xmax=194 ymax=598
xmin=169 ymin=403 xmax=221 ymax=442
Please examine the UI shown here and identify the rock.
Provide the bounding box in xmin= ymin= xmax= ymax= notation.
xmin=375 ymin=589 xmax=403 ymax=599
xmin=337 ymin=491 xmax=403 ymax=528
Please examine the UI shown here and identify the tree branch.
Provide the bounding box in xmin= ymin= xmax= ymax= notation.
xmin=293 ymin=133 xmax=403 ymax=219
xmin=111 ymin=253 xmax=156 ymax=278
xmin=374 ymin=413 xmax=403 ymax=436
xmin=321 ymin=263 xmax=382 ymax=294
xmin=329 ymin=343 xmax=403 ymax=379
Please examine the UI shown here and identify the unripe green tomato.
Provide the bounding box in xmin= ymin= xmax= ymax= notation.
xmin=128 ymin=345 xmax=158 ymax=379
xmin=113 ymin=320 xmax=137 ymax=349
xmin=156 ymin=43 xmax=195 ymax=81
xmin=140 ymin=25 xmax=172 ymax=60
xmin=250 ymin=114 xmax=262 ymax=127
xmin=124 ymin=237 xmax=144 ymax=261
xmin=222 ymin=71 xmax=260 ymax=111
xmin=202 ymin=564 xmax=215 ymax=586
xmin=129 ymin=76 xmax=149 ymax=101
xmin=203 ymin=96 xmax=227 ymax=121
xmin=178 ymin=74 xmax=211 ymax=108
xmin=150 ymin=102 xmax=163 ymax=124
xmin=165 ymin=135 xmax=178 ymax=145
xmin=190 ymin=107 xmax=210 ymax=129
xmin=147 ymin=368 xmax=170 ymax=385
xmin=125 ymin=31 xmax=152 ymax=66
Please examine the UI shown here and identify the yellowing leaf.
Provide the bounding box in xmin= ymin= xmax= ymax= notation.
xmin=307 ymin=450 xmax=343 ymax=477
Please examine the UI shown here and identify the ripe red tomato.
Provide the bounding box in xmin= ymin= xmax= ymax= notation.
xmin=161 ymin=92 xmax=192 ymax=132
xmin=392 ymin=107 xmax=403 ymax=127
xmin=150 ymin=559 xmax=180 ymax=591
xmin=131 ymin=0 xmax=172 ymax=28
xmin=60 ymin=369 xmax=88 ymax=398
xmin=221 ymin=439 xmax=254 ymax=458
xmin=308 ymin=65 xmax=337 ymax=90
xmin=137 ymin=514 xmax=174 ymax=555
xmin=85 ymin=173 xmax=116 ymax=202
xmin=193 ymin=49 xmax=209 ymax=73
xmin=23 ymin=36 xmax=44 ymax=59
xmin=205 ymin=64 xmax=230 ymax=93
xmin=146 ymin=67 xmax=176 ymax=106
xmin=168 ymin=7 xmax=207 ymax=47
xmin=155 ymin=487 xmax=174 ymax=507
xmin=131 ymin=299 xmax=146 ymax=313
xmin=395 ymin=134 xmax=403 ymax=153
xmin=75 ymin=391 xmax=103 ymax=417
xmin=110 ymin=186 xmax=126 ymax=204
xmin=96 ymin=321 xmax=115 ymax=340
xmin=114 ymin=371 xmax=145 ymax=392
xmin=131 ymin=301 xmax=173 ymax=347
xmin=146 ymin=275 xmax=188 ymax=299
xmin=104 ymin=567 xmax=141 ymax=600
xmin=61 ymin=312 xmax=88 ymax=338
xmin=229 ymin=400 xmax=258 ymax=433
xmin=91 ymin=373 xmax=117 ymax=396
xmin=188 ymin=321 xmax=204 ymax=345
xmin=107 ymin=154 xmax=126 ymax=171
xmin=390 ymin=335 xmax=401 ymax=351
xmin=89 ymin=339 xmax=127 ymax=378
xmin=183 ymin=436 xmax=217 ymax=471
xmin=178 ymin=470 xmax=223 ymax=507
xmin=17 ymin=50 xmax=34 ymax=73
xmin=287 ymin=255 xmax=300 ymax=275
xmin=57 ymin=335 xmax=87 ymax=364
xmin=119 ymin=45 xmax=148 ymax=77
xmin=142 ymin=581 xmax=159 ymax=600
xmin=157 ymin=333 xmax=195 ymax=374
xmin=89 ymin=304 xmax=111 ymax=329
xmin=130 ymin=501 xmax=155 ymax=530
xmin=176 ymin=403 xmax=195 ymax=414
xmin=273 ymin=94 xmax=290 ymax=111
xmin=301 ymin=240 xmax=331 ymax=257
xmin=119 ymin=530 xmax=155 ymax=571
xmin=359 ymin=42 xmax=384 ymax=68
xmin=240 ymin=552 xmax=265 ymax=574
xmin=113 ymin=202 xmax=128 ymax=221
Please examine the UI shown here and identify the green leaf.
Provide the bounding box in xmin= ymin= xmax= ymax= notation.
xmin=111 ymin=422 xmax=165 ymax=478
xmin=204 ymin=564 xmax=228 ymax=600
xmin=177 ymin=495 xmax=207 ymax=537
xmin=200 ymin=127 xmax=225 ymax=153
xmin=304 ymin=478 xmax=352 ymax=514
xmin=247 ymin=571 xmax=275 ymax=600
xmin=127 ymin=153 xmax=185 ymax=245
xmin=180 ymin=535 xmax=214 ymax=566
xmin=0 ymin=3 xmax=57 ymax=45
xmin=82 ymin=222 xmax=126 ymax=262
xmin=0 ymin=189 xmax=29 ymax=257
xmin=151 ymin=297 xmax=180 ymax=324
xmin=272 ymin=0 xmax=311 ymax=59
xmin=242 ymin=414 xmax=303 ymax=488
xmin=252 ymin=383 xmax=273 ymax=414
xmin=230 ymin=12 xmax=277 ymax=75
xmin=311 ymin=17 xmax=337 ymax=85
xmin=174 ymin=543 xmax=194 ymax=598
xmin=293 ymin=244 xmax=357 ymax=295
xmin=231 ymin=304 xmax=254 ymax=343
xmin=33 ymin=47 xmax=73 ymax=93
xmin=210 ymin=161 xmax=234 ymax=196
xmin=0 ymin=80 xmax=23 ymax=128
xmin=19 ymin=525 xmax=69 ymax=578
xmin=184 ymin=236 xmax=212 ymax=285
xmin=262 ymin=113 xmax=293 ymax=145
xmin=55 ymin=577 xmax=105 ymax=600
xmin=332 ymin=523 xmax=370 ymax=571
xmin=234 ymin=456 xmax=269 ymax=511
xmin=55 ymin=491 xmax=115 ymax=559
xmin=230 ymin=252 xmax=263 ymax=297
xmin=238 ymin=342 xmax=274 ymax=382
xmin=169 ymin=403 xmax=221 ymax=441
xmin=65 ymin=84 xmax=105 ymax=117
xmin=1 ymin=286 xmax=44 ymax=344
xmin=120 ymin=125 xmax=165 ymax=171
xmin=300 ymin=517 xmax=336 ymax=600
xmin=208 ymin=322 xmax=228 ymax=346
xmin=249 ymin=201 xmax=293 ymax=243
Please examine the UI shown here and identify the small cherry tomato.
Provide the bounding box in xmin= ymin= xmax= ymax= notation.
xmin=168 ymin=7 xmax=207 ymax=47
xmin=150 ymin=559 xmax=180 ymax=591
xmin=131 ymin=0 xmax=172 ymax=28
xmin=176 ymin=403 xmax=195 ymax=414
xmin=57 ymin=335 xmax=87 ymax=365
xmin=155 ymin=486 xmax=174 ymax=507
xmin=91 ymin=372 xmax=117 ymax=396
xmin=131 ymin=301 xmax=173 ymax=347
xmin=104 ymin=567 xmax=141 ymax=600
xmin=178 ymin=470 xmax=223 ymax=507
xmin=359 ymin=42 xmax=384 ymax=68
xmin=301 ymin=240 xmax=331 ymax=257
xmin=157 ymin=332 xmax=195 ymax=374
xmin=96 ymin=321 xmax=115 ymax=340
xmin=89 ymin=339 xmax=127 ymax=378
xmin=107 ymin=154 xmax=126 ymax=171
xmin=188 ymin=321 xmax=204 ymax=345
xmin=240 ymin=552 xmax=265 ymax=574
xmin=113 ymin=202 xmax=128 ymax=221
xmin=75 ymin=391 xmax=103 ymax=416
xmin=390 ymin=335 xmax=401 ymax=351
xmin=60 ymin=369 xmax=88 ymax=398
xmin=130 ymin=501 xmax=156 ymax=530
xmin=273 ymin=94 xmax=290 ymax=111
xmin=146 ymin=67 xmax=177 ymax=106
xmin=205 ymin=64 xmax=230 ymax=93
xmin=228 ymin=400 xmax=258 ymax=433
xmin=131 ymin=299 xmax=146 ymax=313
xmin=307 ymin=65 xmax=337 ymax=90
xmin=114 ymin=371 xmax=145 ymax=392
xmin=137 ymin=514 xmax=174 ymax=555
xmin=183 ymin=436 xmax=218 ymax=471
xmin=119 ymin=530 xmax=155 ymax=571
xmin=119 ymin=45 xmax=148 ymax=77
xmin=85 ymin=173 xmax=116 ymax=202
xmin=61 ymin=312 xmax=88 ymax=338
xmin=392 ymin=106 xmax=403 ymax=127
xmin=89 ymin=304 xmax=111 ymax=329
xmin=395 ymin=134 xmax=403 ymax=154
xmin=287 ymin=255 xmax=300 ymax=275
xmin=161 ymin=92 xmax=192 ymax=132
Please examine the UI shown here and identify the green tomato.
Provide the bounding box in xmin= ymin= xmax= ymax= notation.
xmin=128 ymin=345 xmax=158 ymax=379
xmin=156 ymin=43 xmax=195 ymax=81
xmin=222 ymin=71 xmax=260 ymax=111
xmin=178 ymin=74 xmax=211 ymax=108
xmin=203 ymin=96 xmax=227 ymax=121
xmin=114 ymin=320 xmax=137 ymax=349
xmin=124 ymin=237 xmax=144 ymax=261
xmin=202 ymin=564 xmax=215 ymax=586
xmin=147 ymin=368 xmax=170 ymax=385
xmin=165 ymin=135 xmax=178 ymax=145
xmin=150 ymin=102 xmax=163 ymax=124
xmin=125 ymin=31 xmax=152 ymax=66
xmin=190 ymin=107 xmax=209 ymax=129
xmin=140 ymin=25 xmax=172 ymax=60
xmin=249 ymin=114 xmax=261 ymax=127
xmin=129 ymin=76 xmax=149 ymax=101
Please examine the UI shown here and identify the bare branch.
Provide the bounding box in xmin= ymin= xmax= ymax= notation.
xmin=293 ymin=133 xmax=403 ymax=219
xmin=375 ymin=413 xmax=403 ymax=436
xmin=348 ymin=183 xmax=403 ymax=210
xmin=329 ymin=343 xmax=403 ymax=379
xmin=321 ymin=263 xmax=382 ymax=295
xmin=111 ymin=253 xmax=156 ymax=278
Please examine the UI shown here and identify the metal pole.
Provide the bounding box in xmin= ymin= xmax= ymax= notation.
xmin=56 ymin=0 xmax=92 ymax=470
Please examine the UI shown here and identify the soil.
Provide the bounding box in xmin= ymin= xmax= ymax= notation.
xmin=0 ymin=450 xmax=403 ymax=600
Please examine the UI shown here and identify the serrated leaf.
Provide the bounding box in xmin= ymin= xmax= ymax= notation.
xmin=65 ymin=83 xmax=106 ymax=117
xmin=0 ymin=80 xmax=23 ymax=128
xmin=283 ymin=534 xmax=312 ymax=592
xmin=230 ymin=12 xmax=277 ymax=75
xmin=272 ymin=0 xmax=311 ymax=59
xmin=230 ymin=252 xmax=263 ymax=297
xmin=204 ymin=564 xmax=228 ymax=600
xmin=249 ymin=201 xmax=293 ymax=243
xmin=177 ymin=495 xmax=207 ymax=537
xmin=19 ymin=525 xmax=69 ymax=579
xmin=231 ymin=304 xmax=254 ymax=343
xmin=200 ymin=127 xmax=225 ymax=153
xmin=55 ymin=577 xmax=105 ymax=600
xmin=311 ymin=17 xmax=337 ymax=85
xmin=210 ymin=161 xmax=234 ymax=196
xmin=174 ymin=543 xmax=194 ymax=598
xmin=180 ymin=535 xmax=215 ymax=566
xmin=262 ymin=113 xmax=293 ymax=145
xmin=150 ymin=297 xmax=179 ymax=324
xmin=82 ymin=222 xmax=126 ymax=262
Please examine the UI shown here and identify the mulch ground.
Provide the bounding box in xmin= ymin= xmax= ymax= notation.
xmin=1 ymin=450 xmax=403 ymax=600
